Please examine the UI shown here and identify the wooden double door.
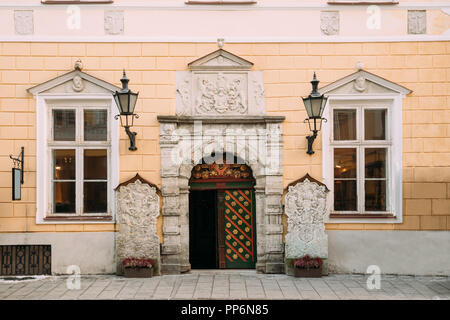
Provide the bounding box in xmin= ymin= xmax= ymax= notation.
xmin=189 ymin=187 xmax=256 ymax=269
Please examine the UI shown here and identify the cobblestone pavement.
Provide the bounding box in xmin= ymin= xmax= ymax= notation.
xmin=0 ymin=270 xmax=449 ymax=300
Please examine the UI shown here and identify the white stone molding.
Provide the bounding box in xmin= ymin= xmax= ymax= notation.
xmin=319 ymin=69 xmax=412 ymax=97
xmin=408 ymin=10 xmax=427 ymax=35
xmin=116 ymin=179 xmax=161 ymax=274
xmin=320 ymin=11 xmax=339 ymax=36
xmin=104 ymin=10 xmax=124 ymax=35
xmin=14 ymin=10 xmax=33 ymax=35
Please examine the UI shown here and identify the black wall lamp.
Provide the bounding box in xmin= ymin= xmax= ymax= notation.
xmin=10 ymin=147 xmax=24 ymax=200
xmin=113 ymin=70 xmax=139 ymax=151
xmin=301 ymin=72 xmax=328 ymax=155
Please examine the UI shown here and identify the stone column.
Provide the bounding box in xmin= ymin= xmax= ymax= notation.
xmin=160 ymin=122 xmax=182 ymax=274
xmin=116 ymin=180 xmax=161 ymax=275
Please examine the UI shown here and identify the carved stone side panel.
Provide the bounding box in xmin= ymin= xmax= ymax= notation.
xmin=285 ymin=178 xmax=328 ymax=259
xmin=176 ymin=72 xmax=192 ymax=116
xmin=15 ymin=10 xmax=34 ymax=35
xmin=116 ymin=180 xmax=161 ymax=275
xmin=249 ymin=71 xmax=265 ymax=116
xmin=105 ymin=10 xmax=124 ymax=35
xmin=320 ymin=11 xmax=339 ymax=36
xmin=408 ymin=10 xmax=426 ymax=35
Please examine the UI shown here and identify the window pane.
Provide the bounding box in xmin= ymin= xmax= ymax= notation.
xmin=334 ymin=180 xmax=357 ymax=211
xmin=365 ymin=109 xmax=386 ymax=140
xmin=365 ymin=180 xmax=386 ymax=211
xmin=365 ymin=148 xmax=386 ymax=178
xmin=333 ymin=109 xmax=356 ymax=140
xmin=334 ymin=148 xmax=357 ymax=178
xmin=84 ymin=149 xmax=107 ymax=180
xmin=84 ymin=110 xmax=107 ymax=141
xmin=53 ymin=110 xmax=75 ymax=141
xmin=54 ymin=150 xmax=75 ymax=180
xmin=84 ymin=182 xmax=107 ymax=213
xmin=54 ymin=182 xmax=75 ymax=213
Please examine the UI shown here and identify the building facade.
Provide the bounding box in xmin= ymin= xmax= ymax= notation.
xmin=0 ymin=0 xmax=449 ymax=276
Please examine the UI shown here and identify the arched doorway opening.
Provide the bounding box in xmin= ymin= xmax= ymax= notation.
xmin=189 ymin=153 xmax=256 ymax=269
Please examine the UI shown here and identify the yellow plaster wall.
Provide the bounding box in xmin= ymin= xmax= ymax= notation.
xmin=0 ymin=41 xmax=448 ymax=235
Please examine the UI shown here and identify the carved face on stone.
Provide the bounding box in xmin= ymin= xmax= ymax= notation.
xmin=72 ymin=75 xmax=84 ymax=92
xmin=354 ymin=76 xmax=366 ymax=92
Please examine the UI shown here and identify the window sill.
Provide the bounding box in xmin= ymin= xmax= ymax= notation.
xmin=329 ymin=213 xmax=395 ymax=219
xmin=44 ymin=215 xmax=113 ymax=222
xmin=41 ymin=1 xmax=113 ymax=4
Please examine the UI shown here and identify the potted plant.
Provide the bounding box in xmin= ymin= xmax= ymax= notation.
xmin=122 ymin=258 xmax=155 ymax=278
xmin=291 ymin=255 xmax=323 ymax=278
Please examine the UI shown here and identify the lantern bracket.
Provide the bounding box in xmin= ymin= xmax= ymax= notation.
xmin=9 ymin=147 xmax=24 ymax=184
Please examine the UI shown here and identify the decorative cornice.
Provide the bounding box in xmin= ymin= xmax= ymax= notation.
xmin=286 ymin=173 xmax=329 ymax=192
xmin=157 ymin=115 xmax=285 ymax=124
xmin=115 ymin=173 xmax=161 ymax=193
xmin=319 ymin=69 xmax=412 ymax=96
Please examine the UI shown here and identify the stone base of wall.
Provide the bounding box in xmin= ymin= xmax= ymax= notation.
xmin=328 ymin=230 xmax=450 ymax=276
xmin=0 ymin=232 xmax=115 ymax=275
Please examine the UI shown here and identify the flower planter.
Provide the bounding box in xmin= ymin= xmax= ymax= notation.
xmin=293 ymin=266 xmax=322 ymax=278
xmin=123 ymin=267 xmax=153 ymax=278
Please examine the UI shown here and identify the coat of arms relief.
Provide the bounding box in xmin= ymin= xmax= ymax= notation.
xmin=195 ymin=73 xmax=247 ymax=114
xmin=285 ymin=178 xmax=328 ymax=259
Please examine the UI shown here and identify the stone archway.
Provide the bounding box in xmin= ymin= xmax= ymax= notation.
xmin=157 ymin=48 xmax=285 ymax=274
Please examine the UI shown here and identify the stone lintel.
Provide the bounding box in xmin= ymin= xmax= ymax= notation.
xmin=157 ymin=115 xmax=285 ymax=125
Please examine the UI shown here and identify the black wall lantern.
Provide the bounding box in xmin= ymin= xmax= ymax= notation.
xmin=302 ymin=72 xmax=328 ymax=155
xmin=113 ymin=70 xmax=139 ymax=151
xmin=10 ymin=147 xmax=24 ymax=200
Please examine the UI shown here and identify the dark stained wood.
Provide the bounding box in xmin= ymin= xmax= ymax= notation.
xmin=286 ymin=173 xmax=329 ymax=192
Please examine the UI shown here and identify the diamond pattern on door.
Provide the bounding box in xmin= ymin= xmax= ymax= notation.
xmin=223 ymin=189 xmax=255 ymax=268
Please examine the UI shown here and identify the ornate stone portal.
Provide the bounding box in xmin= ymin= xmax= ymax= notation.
xmin=284 ymin=175 xmax=329 ymax=275
xmin=158 ymin=47 xmax=285 ymax=274
xmin=115 ymin=175 xmax=161 ymax=275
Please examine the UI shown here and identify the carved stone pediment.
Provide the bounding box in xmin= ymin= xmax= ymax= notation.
xmin=28 ymin=68 xmax=121 ymax=96
xmin=177 ymin=49 xmax=265 ymax=116
xmin=188 ymin=49 xmax=254 ymax=71
xmin=319 ymin=69 xmax=412 ymax=96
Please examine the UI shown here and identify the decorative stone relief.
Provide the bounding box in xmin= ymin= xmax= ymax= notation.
xmin=408 ymin=10 xmax=426 ymax=35
xmin=176 ymin=72 xmax=191 ymax=116
xmin=285 ymin=178 xmax=328 ymax=259
xmin=116 ymin=180 xmax=161 ymax=274
xmin=353 ymin=76 xmax=367 ymax=92
xmin=194 ymin=73 xmax=247 ymax=114
xmin=14 ymin=10 xmax=34 ymax=35
xmin=104 ymin=10 xmax=124 ymax=35
xmin=72 ymin=75 xmax=84 ymax=92
xmin=176 ymin=49 xmax=266 ymax=116
xmin=320 ymin=11 xmax=339 ymax=36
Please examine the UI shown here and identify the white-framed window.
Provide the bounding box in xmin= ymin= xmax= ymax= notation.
xmin=323 ymin=97 xmax=402 ymax=223
xmin=36 ymin=96 xmax=119 ymax=223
